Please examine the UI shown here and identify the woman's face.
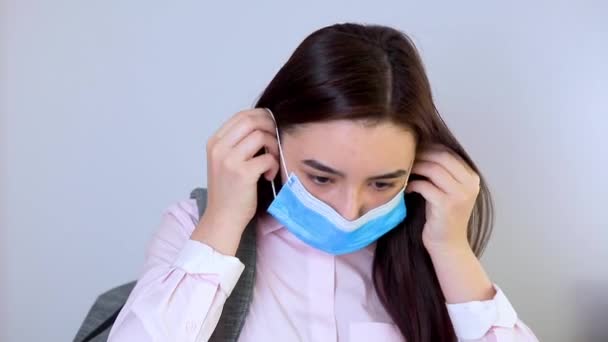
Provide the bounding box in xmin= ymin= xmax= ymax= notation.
xmin=280 ymin=119 xmax=417 ymax=220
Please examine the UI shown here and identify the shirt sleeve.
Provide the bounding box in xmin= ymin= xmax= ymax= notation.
xmin=446 ymin=284 xmax=539 ymax=341
xmin=108 ymin=199 xmax=245 ymax=342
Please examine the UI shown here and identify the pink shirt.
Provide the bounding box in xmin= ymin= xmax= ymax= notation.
xmin=108 ymin=199 xmax=538 ymax=341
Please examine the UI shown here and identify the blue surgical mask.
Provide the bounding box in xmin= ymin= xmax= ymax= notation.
xmin=263 ymin=108 xmax=408 ymax=255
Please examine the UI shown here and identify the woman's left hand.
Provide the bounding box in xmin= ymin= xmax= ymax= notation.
xmin=406 ymin=145 xmax=481 ymax=253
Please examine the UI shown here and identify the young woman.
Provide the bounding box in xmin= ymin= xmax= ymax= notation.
xmin=108 ymin=23 xmax=538 ymax=341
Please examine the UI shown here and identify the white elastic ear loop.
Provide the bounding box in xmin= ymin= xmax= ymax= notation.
xmin=403 ymin=157 xmax=416 ymax=189
xmin=263 ymin=108 xmax=289 ymax=198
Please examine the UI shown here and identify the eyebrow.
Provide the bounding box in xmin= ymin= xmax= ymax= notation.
xmin=301 ymin=159 xmax=408 ymax=180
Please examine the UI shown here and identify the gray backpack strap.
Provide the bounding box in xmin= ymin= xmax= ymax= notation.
xmin=189 ymin=187 xmax=257 ymax=342
xmin=74 ymin=282 xmax=137 ymax=342
xmin=190 ymin=187 xmax=208 ymax=218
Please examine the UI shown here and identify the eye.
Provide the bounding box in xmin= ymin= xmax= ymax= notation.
xmin=371 ymin=181 xmax=395 ymax=191
xmin=308 ymin=175 xmax=333 ymax=185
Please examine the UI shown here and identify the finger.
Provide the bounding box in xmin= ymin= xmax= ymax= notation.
xmin=215 ymin=108 xmax=275 ymax=141
xmin=263 ymin=156 xmax=281 ymax=181
xmin=214 ymin=109 xmax=251 ymax=139
xmin=406 ymin=179 xmax=444 ymax=206
xmin=247 ymin=153 xmax=280 ymax=181
xmin=411 ymin=161 xmax=460 ymax=194
xmin=416 ymin=149 xmax=471 ymax=184
xmin=220 ymin=111 xmax=278 ymax=148
xmin=231 ymin=130 xmax=279 ymax=161
xmin=429 ymin=144 xmax=476 ymax=174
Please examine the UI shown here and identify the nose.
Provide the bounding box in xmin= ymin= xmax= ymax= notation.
xmin=337 ymin=189 xmax=365 ymax=221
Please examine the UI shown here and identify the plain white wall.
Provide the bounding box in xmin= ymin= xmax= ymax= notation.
xmin=1 ymin=1 xmax=606 ymax=341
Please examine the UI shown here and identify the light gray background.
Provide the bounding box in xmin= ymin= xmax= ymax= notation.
xmin=1 ymin=1 xmax=606 ymax=341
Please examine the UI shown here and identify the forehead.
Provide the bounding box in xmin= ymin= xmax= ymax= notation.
xmin=282 ymin=119 xmax=416 ymax=171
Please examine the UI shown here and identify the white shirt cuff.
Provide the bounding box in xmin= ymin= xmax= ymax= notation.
xmin=446 ymin=284 xmax=518 ymax=340
xmin=172 ymin=239 xmax=245 ymax=297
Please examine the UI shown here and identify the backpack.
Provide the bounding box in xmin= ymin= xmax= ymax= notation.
xmin=73 ymin=188 xmax=257 ymax=342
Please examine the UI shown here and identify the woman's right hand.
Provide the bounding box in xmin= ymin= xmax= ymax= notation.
xmin=191 ymin=108 xmax=280 ymax=256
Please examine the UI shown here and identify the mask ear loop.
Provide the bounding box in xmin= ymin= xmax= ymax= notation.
xmin=401 ymin=157 xmax=417 ymax=194
xmin=263 ymin=108 xmax=289 ymax=198
xmin=404 ymin=158 xmax=415 ymax=189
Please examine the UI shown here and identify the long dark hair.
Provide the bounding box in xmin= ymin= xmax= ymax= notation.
xmin=253 ymin=23 xmax=494 ymax=342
